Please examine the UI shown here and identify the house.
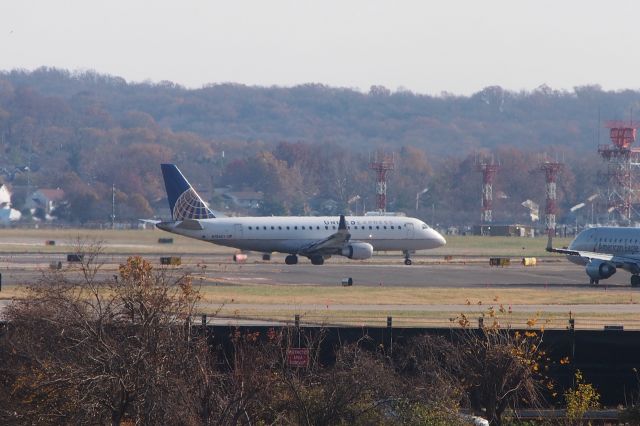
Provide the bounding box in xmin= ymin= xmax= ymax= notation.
xmin=0 ymin=184 xmax=11 ymax=209
xmin=0 ymin=184 xmax=21 ymax=224
xmin=26 ymin=188 xmax=66 ymax=218
xmin=222 ymin=191 xmax=263 ymax=209
xmin=471 ymin=224 xmax=535 ymax=237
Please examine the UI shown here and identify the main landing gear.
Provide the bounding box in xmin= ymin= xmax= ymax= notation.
xmin=632 ymin=275 xmax=640 ymax=287
xmin=403 ymin=251 xmax=412 ymax=266
xmin=589 ymin=278 xmax=599 ymax=285
xmin=309 ymin=255 xmax=325 ymax=265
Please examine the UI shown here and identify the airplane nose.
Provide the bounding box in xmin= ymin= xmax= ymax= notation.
xmin=429 ymin=229 xmax=446 ymax=247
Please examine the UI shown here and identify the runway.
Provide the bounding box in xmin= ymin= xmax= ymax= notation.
xmin=0 ymin=253 xmax=635 ymax=289
xmin=205 ymin=261 xmax=594 ymax=288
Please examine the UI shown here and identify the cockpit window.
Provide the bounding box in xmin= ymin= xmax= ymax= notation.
xmin=421 ymin=224 xmax=428 ymax=229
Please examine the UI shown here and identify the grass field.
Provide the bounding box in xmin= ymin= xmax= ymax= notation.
xmin=4 ymin=229 xmax=612 ymax=327
xmin=0 ymin=228 xmax=573 ymax=257
xmin=6 ymin=281 xmax=636 ymax=329
xmin=192 ymin=284 xmax=636 ymax=307
xmin=4 ymin=282 xmax=635 ymax=307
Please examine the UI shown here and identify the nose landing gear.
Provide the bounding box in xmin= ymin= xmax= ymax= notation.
xmin=403 ymin=251 xmax=412 ymax=266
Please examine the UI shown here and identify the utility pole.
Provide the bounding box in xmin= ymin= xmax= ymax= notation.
xmin=111 ymin=184 xmax=116 ymax=229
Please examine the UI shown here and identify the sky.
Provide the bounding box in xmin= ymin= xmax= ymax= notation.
xmin=2 ymin=0 xmax=640 ymax=95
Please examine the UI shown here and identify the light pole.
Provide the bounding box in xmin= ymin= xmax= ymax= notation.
xmin=570 ymin=202 xmax=585 ymax=235
xmin=348 ymin=195 xmax=361 ymax=216
xmin=415 ymin=188 xmax=429 ymax=212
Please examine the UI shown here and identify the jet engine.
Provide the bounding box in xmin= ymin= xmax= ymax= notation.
xmin=342 ymin=242 xmax=374 ymax=260
xmin=585 ymin=259 xmax=617 ymax=281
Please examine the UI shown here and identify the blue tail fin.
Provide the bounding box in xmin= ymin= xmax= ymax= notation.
xmin=161 ymin=164 xmax=215 ymax=220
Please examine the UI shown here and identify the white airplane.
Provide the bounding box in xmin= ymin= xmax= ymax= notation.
xmin=547 ymin=227 xmax=640 ymax=286
xmin=157 ymin=164 xmax=446 ymax=265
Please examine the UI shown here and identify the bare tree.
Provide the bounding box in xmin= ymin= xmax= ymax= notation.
xmin=1 ymin=243 xmax=201 ymax=425
xmin=455 ymin=313 xmax=550 ymax=425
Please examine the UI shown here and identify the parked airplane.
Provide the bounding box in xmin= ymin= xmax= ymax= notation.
xmin=157 ymin=164 xmax=446 ymax=265
xmin=547 ymin=227 xmax=640 ymax=286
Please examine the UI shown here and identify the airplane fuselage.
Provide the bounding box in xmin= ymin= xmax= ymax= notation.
xmin=567 ymin=227 xmax=640 ymax=266
xmin=158 ymin=215 xmax=445 ymax=254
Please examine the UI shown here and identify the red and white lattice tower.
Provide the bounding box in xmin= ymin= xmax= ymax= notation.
xmin=476 ymin=160 xmax=499 ymax=223
xmin=598 ymin=121 xmax=640 ymax=223
xmin=369 ymin=151 xmax=395 ymax=212
xmin=540 ymin=161 xmax=563 ymax=236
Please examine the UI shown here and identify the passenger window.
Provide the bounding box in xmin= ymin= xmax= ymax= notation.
xmin=369 ymin=226 xmax=372 ymax=230
xmin=391 ymin=226 xmax=394 ymax=229
xmin=286 ymin=226 xmax=290 ymax=230
xmin=248 ymin=226 xmax=252 ymax=230
xmin=383 ymin=226 xmax=387 ymax=229
xmin=333 ymin=226 xmax=336 ymax=230
xmin=294 ymin=226 xmax=298 ymax=230
xmin=278 ymin=226 xmax=282 ymax=230
xmin=263 ymin=226 xmax=267 ymax=230
xmin=271 ymin=226 xmax=274 ymax=230
xmin=325 ymin=226 xmax=329 ymax=230
xmin=376 ymin=226 xmax=380 ymax=229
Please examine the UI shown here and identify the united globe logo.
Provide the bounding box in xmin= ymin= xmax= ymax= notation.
xmin=173 ymin=188 xmax=215 ymax=220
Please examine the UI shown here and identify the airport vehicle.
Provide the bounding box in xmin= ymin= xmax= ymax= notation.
xmin=547 ymin=227 xmax=640 ymax=286
xmin=157 ymin=164 xmax=446 ymax=265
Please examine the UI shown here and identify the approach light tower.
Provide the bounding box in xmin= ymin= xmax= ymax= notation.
xmin=598 ymin=121 xmax=640 ymax=223
xmin=369 ymin=151 xmax=395 ymax=212
xmin=476 ymin=159 xmax=499 ymax=223
xmin=540 ymin=161 xmax=563 ymax=236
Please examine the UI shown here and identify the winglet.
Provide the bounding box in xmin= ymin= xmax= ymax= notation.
xmin=338 ymin=214 xmax=347 ymax=231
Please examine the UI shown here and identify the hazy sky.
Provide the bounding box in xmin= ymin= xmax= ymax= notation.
xmin=2 ymin=0 xmax=640 ymax=95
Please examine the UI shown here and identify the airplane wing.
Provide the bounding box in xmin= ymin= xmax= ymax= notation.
xmin=546 ymin=234 xmax=638 ymax=266
xmin=297 ymin=215 xmax=351 ymax=256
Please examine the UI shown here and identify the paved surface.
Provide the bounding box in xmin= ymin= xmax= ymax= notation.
xmin=0 ymin=253 xmax=635 ymax=289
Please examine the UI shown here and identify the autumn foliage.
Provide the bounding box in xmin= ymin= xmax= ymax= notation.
xmin=0 ymin=68 xmax=626 ymax=224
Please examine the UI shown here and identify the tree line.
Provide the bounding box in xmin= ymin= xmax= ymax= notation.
xmin=0 ymin=68 xmax=630 ymax=224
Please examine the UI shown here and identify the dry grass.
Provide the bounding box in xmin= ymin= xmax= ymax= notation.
xmin=207 ymin=305 xmax=640 ymax=330
xmin=0 ymin=228 xmax=572 ymax=257
xmin=0 ymin=228 xmax=233 ymax=254
xmin=195 ymin=284 xmax=639 ymax=306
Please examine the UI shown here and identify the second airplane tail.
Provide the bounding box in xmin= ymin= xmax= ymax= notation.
xmin=161 ymin=164 xmax=216 ymax=220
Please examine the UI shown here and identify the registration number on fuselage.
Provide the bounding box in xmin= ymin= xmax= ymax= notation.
xmin=210 ymin=234 xmax=232 ymax=239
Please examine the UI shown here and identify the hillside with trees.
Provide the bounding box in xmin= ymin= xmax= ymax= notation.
xmin=0 ymin=67 xmax=635 ymax=225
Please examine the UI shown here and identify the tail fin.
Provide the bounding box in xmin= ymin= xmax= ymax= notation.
xmin=161 ymin=164 xmax=215 ymax=220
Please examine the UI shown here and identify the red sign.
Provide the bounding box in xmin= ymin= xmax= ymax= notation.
xmin=287 ymin=348 xmax=309 ymax=367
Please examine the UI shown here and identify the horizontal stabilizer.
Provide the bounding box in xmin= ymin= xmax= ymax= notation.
xmin=176 ymin=219 xmax=204 ymax=230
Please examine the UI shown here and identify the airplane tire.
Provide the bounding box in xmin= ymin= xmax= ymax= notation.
xmin=404 ymin=258 xmax=412 ymax=266
xmin=310 ymin=256 xmax=324 ymax=265
xmin=632 ymin=275 xmax=640 ymax=287
xmin=285 ymin=255 xmax=298 ymax=265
